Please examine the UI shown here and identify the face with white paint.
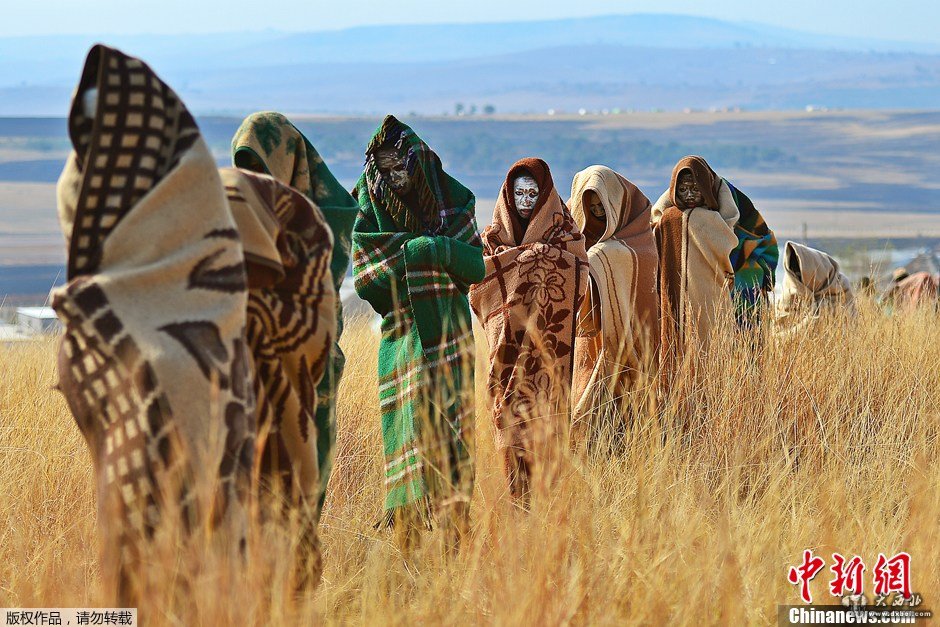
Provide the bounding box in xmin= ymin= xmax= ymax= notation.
xmin=676 ymin=170 xmax=704 ymax=210
xmin=513 ymin=175 xmax=539 ymax=219
xmin=375 ymin=148 xmax=412 ymax=194
xmin=585 ymin=189 xmax=605 ymax=219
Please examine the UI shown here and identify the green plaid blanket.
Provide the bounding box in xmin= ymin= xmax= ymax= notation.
xmin=352 ymin=115 xmax=484 ymax=519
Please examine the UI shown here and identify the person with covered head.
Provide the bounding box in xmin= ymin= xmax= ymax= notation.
xmin=231 ymin=112 xmax=358 ymax=519
xmin=567 ymin=166 xmax=658 ymax=441
xmin=470 ymin=158 xmax=588 ymax=504
xmin=652 ymin=156 xmax=740 ymax=389
xmin=775 ymin=241 xmax=856 ymax=333
xmin=654 ymin=156 xmax=778 ymax=328
xmin=218 ymin=165 xmax=337 ymax=591
xmin=882 ymin=267 xmax=939 ymax=313
xmin=352 ymin=115 xmax=483 ymax=551
xmin=55 ymin=46 xmax=342 ymax=598
xmin=52 ymin=44 xmax=256 ymax=603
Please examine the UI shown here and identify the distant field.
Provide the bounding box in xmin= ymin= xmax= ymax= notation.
xmin=2 ymin=110 xmax=939 ymax=273
xmin=0 ymin=181 xmax=64 ymax=266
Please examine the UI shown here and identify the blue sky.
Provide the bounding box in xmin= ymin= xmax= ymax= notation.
xmin=4 ymin=0 xmax=938 ymax=45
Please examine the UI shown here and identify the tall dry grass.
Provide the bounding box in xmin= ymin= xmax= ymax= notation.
xmin=1 ymin=298 xmax=938 ymax=625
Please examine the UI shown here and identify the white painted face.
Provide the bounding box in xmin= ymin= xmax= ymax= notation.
xmin=81 ymin=88 xmax=98 ymax=117
xmin=585 ymin=189 xmax=605 ymax=218
xmin=676 ymin=171 xmax=704 ymax=210
xmin=513 ymin=175 xmax=539 ymax=219
xmin=375 ymin=149 xmax=412 ymax=194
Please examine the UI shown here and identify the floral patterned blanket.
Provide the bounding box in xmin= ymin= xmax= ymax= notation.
xmin=470 ymin=158 xmax=588 ymax=500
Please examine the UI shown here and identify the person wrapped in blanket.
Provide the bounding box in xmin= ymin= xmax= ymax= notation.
xmin=469 ymin=158 xmax=588 ymax=504
xmin=568 ymin=166 xmax=658 ymax=447
xmin=52 ymin=45 xmax=338 ymax=600
xmin=231 ymin=112 xmax=359 ymax=521
xmin=881 ymin=267 xmax=939 ymax=313
xmin=219 ymin=166 xmax=337 ymax=592
xmin=53 ymin=44 xmax=256 ymax=604
xmin=351 ymin=115 xmax=484 ymax=553
xmin=652 ymin=156 xmax=739 ymax=395
xmin=775 ymin=241 xmax=856 ymax=335
xmin=653 ymin=156 xmax=778 ymax=330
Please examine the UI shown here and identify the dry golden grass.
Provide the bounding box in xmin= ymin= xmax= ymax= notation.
xmin=1 ymin=301 xmax=938 ymax=625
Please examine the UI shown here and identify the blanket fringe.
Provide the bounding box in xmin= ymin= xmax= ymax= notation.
xmin=374 ymin=496 xmax=434 ymax=531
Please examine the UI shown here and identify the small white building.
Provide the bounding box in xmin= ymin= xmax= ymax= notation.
xmin=15 ymin=307 xmax=60 ymax=334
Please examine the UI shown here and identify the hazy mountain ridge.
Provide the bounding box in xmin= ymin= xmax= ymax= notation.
xmin=0 ymin=14 xmax=938 ymax=115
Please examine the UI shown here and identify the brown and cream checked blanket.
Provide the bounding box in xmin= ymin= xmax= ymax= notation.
xmin=568 ymin=166 xmax=659 ymax=431
xmin=469 ymin=158 xmax=588 ymax=501
xmin=52 ymin=45 xmax=255 ymax=601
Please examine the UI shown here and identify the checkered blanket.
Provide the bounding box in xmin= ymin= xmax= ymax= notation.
xmin=352 ymin=116 xmax=483 ymax=520
xmin=52 ymin=45 xmax=254 ymax=599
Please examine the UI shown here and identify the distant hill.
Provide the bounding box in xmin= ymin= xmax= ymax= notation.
xmin=1 ymin=14 xmax=939 ymax=115
xmin=159 ymin=45 xmax=940 ymax=115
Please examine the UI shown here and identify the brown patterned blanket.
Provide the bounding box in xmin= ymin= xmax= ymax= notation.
xmin=220 ymin=166 xmax=336 ymax=589
xmin=470 ymin=158 xmax=588 ymax=501
xmin=53 ymin=45 xmax=255 ymax=602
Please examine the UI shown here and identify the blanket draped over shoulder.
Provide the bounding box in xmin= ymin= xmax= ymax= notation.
xmin=568 ymin=166 xmax=658 ymax=428
xmin=469 ymin=158 xmax=588 ymax=500
xmin=52 ymin=45 xmax=255 ymax=600
xmin=727 ymin=182 xmax=778 ymax=311
xmin=231 ymin=112 xmax=358 ymax=515
xmin=652 ymin=157 xmax=738 ymax=388
xmin=884 ymin=271 xmax=939 ymax=312
xmin=776 ymin=241 xmax=856 ymax=333
xmin=352 ymin=115 xmax=483 ymax=524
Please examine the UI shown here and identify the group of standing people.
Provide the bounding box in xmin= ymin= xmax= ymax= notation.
xmin=50 ymin=45 xmax=863 ymax=603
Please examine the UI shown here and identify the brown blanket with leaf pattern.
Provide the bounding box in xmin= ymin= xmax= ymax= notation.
xmin=469 ymin=158 xmax=588 ymax=500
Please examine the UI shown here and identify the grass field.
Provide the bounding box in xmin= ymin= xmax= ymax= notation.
xmin=1 ymin=300 xmax=938 ymax=625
